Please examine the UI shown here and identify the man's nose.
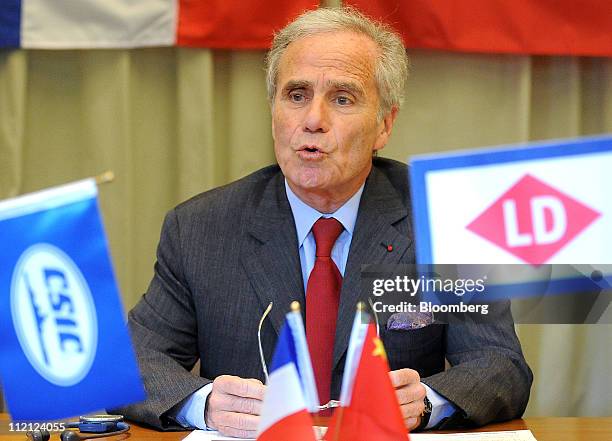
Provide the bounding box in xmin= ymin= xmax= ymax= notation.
xmin=303 ymin=97 xmax=330 ymax=133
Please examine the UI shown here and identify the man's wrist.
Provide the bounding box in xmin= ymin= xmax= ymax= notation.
xmin=204 ymin=389 xmax=213 ymax=428
xmin=173 ymin=383 xmax=214 ymax=430
xmin=421 ymin=382 xmax=457 ymax=429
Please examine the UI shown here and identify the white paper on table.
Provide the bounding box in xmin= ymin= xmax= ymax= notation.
xmin=182 ymin=428 xmax=537 ymax=441
xmin=182 ymin=429 xmax=254 ymax=441
xmin=410 ymin=430 xmax=537 ymax=440
xmin=181 ymin=426 xmax=326 ymax=441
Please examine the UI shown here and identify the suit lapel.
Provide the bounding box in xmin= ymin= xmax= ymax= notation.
xmin=241 ymin=172 xmax=305 ymax=336
xmin=333 ymin=166 xmax=413 ymax=369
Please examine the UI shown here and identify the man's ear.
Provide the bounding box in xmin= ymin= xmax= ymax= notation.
xmin=373 ymin=106 xmax=399 ymax=152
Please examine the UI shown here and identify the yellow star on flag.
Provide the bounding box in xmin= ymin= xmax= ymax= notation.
xmin=372 ymin=336 xmax=387 ymax=362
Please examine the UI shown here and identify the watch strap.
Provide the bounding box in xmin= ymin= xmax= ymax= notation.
xmin=415 ymin=395 xmax=432 ymax=431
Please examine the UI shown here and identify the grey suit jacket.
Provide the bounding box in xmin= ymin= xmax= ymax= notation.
xmin=117 ymin=158 xmax=532 ymax=429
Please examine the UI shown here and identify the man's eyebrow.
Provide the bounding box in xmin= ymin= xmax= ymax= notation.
xmin=281 ymin=80 xmax=312 ymax=92
xmin=326 ymin=80 xmax=365 ymax=97
xmin=281 ymin=79 xmax=365 ymax=97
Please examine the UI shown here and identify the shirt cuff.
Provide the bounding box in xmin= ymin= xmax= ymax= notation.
xmin=173 ymin=383 xmax=214 ymax=430
xmin=422 ymin=383 xmax=457 ymax=429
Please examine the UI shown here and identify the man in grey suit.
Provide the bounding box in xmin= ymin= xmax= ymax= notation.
xmin=118 ymin=7 xmax=532 ymax=438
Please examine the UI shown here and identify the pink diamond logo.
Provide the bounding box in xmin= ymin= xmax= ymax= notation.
xmin=466 ymin=174 xmax=601 ymax=265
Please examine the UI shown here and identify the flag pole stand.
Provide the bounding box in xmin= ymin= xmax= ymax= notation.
xmin=332 ymin=405 xmax=345 ymax=441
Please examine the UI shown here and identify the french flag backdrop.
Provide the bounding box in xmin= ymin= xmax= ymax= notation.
xmin=0 ymin=0 xmax=319 ymax=49
xmin=1 ymin=0 xmax=611 ymax=55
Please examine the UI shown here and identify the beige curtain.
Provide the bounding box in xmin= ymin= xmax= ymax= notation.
xmin=1 ymin=34 xmax=611 ymax=419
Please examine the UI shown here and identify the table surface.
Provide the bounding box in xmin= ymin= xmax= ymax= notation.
xmin=1 ymin=415 xmax=610 ymax=441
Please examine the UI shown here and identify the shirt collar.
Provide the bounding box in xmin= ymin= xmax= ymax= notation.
xmin=285 ymin=180 xmax=364 ymax=248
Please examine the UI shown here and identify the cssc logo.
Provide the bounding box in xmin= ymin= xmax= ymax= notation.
xmin=10 ymin=244 xmax=98 ymax=386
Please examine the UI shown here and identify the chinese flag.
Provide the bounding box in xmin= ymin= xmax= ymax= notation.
xmin=325 ymin=324 xmax=408 ymax=441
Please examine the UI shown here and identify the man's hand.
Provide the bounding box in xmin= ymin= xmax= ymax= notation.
xmin=389 ymin=368 xmax=426 ymax=431
xmin=205 ymin=375 xmax=266 ymax=438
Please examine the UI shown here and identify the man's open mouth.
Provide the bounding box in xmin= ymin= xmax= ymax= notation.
xmin=301 ymin=145 xmax=322 ymax=153
xmin=297 ymin=146 xmax=325 ymax=160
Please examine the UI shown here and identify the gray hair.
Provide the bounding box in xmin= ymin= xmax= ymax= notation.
xmin=265 ymin=7 xmax=409 ymax=119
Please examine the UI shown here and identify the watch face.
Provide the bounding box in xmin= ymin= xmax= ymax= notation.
xmin=79 ymin=414 xmax=123 ymax=423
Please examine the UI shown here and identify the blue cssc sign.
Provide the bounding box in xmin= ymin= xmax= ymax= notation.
xmin=11 ymin=243 xmax=98 ymax=387
xmin=0 ymin=179 xmax=145 ymax=421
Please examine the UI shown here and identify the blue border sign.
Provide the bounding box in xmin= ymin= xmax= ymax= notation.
xmin=0 ymin=180 xmax=145 ymax=421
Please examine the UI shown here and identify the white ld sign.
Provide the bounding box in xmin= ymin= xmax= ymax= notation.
xmin=410 ymin=135 xmax=612 ymax=266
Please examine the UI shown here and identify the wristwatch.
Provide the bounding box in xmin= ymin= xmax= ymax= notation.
xmin=416 ymin=396 xmax=432 ymax=431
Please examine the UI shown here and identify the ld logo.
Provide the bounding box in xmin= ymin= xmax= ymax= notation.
xmin=467 ymin=174 xmax=601 ymax=265
xmin=10 ymin=244 xmax=98 ymax=386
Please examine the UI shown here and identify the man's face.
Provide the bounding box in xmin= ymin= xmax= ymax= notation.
xmin=272 ymin=31 xmax=396 ymax=209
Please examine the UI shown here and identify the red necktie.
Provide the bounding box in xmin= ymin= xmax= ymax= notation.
xmin=306 ymin=217 xmax=344 ymax=405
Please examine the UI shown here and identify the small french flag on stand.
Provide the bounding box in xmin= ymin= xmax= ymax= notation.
xmin=257 ymin=302 xmax=318 ymax=441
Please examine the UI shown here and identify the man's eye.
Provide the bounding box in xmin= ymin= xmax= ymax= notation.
xmin=289 ymin=92 xmax=305 ymax=103
xmin=335 ymin=96 xmax=353 ymax=106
